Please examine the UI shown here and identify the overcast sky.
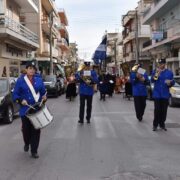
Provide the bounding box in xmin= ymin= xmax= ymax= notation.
xmin=56 ymin=0 xmax=139 ymax=59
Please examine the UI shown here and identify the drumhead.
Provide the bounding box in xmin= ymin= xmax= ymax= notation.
xmin=26 ymin=103 xmax=44 ymax=116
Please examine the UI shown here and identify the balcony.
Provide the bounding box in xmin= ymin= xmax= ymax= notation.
xmin=57 ymin=38 xmax=69 ymax=51
xmin=41 ymin=0 xmax=54 ymax=14
xmin=41 ymin=17 xmax=59 ymax=38
xmin=42 ymin=42 xmax=59 ymax=57
xmin=0 ymin=15 xmax=39 ymax=49
xmin=59 ymin=25 xmax=69 ymax=39
xmin=123 ymin=31 xmax=135 ymax=44
xmin=143 ymin=0 xmax=179 ymax=24
xmin=15 ymin=0 xmax=39 ymax=13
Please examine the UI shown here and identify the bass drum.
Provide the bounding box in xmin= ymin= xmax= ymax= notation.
xmin=26 ymin=103 xmax=53 ymax=130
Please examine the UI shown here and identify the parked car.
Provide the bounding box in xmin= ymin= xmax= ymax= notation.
xmin=0 ymin=77 xmax=19 ymax=123
xmin=169 ymin=76 xmax=180 ymax=107
xmin=43 ymin=75 xmax=61 ymax=97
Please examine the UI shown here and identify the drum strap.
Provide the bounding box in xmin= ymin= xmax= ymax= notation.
xmin=24 ymin=75 xmax=40 ymax=103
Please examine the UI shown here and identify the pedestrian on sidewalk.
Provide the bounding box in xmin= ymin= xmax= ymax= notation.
xmin=130 ymin=63 xmax=149 ymax=121
xmin=151 ymin=58 xmax=175 ymax=131
xmin=13 ymin=60 xmax=47 ymax=158
xmin=75 ymin=59 xmax=98 ymax=124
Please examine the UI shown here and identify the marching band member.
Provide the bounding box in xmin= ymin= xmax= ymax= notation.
xmin=13 ymin=61 xmax=47 ymax=158
xmin=130 ymin=63 xmax=149 ymax=121
xmin=151 ymin=58 xmax=175 ymax=131
xmin=75 ymin=59 xmax=98 ymax=124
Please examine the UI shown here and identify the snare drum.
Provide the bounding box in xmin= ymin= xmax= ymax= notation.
xmin=26 ymin=104 xmax=53 ymax=129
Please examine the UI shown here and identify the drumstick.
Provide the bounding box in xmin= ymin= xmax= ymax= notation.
xmin=39 ymin=92 xmax=47 ymax=107
xmin=27 ymin=104 xmax=36 ymax=110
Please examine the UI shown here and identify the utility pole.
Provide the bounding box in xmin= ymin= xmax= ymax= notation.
xmin=114 ymin=38 xmax=117 ymax=74
xmin=135 ymin=10 xmax=139 ymax=64
xmin=49 ymin=11 xmax=54 ymax=75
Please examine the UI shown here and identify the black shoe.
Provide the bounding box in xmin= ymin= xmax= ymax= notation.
xmin=160 ymin=127 xmax=167 ymax=131
xmin=87 ymin=120 xmax=90 ymax=124
xmin=138 ymin=117 xmax=142 ymax=122
xmin=24 ymin=145 xmax=29 ymax=152
xmin=78 ymin=120 xmax=84 ymax=124
xmin=31 ymin=153 xmax=39 ymax=159
xmin=153 ymin=127 xmax=157 ymax=131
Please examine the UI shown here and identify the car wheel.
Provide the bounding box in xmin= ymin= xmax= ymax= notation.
xmin=169 ymin=97 xmax=174 ymax=107
xmin=4 ymin=106 xmax=14 ymax=124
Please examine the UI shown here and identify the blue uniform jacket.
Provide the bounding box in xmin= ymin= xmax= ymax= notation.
xmin=13 ymin=75 xmax=46 ymax=117
xmin=151 ymin=69 xmax=175 ymax=99
xmin=76 ymin=70 xmax=98 ymax=96
xmin=130 ymin=71 xmax=149 ymax=96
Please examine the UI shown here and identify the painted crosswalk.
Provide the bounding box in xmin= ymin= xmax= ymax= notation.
xmin=1 ymin=114 xmax=180 ymax=141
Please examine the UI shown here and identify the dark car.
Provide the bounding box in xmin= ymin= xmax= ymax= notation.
xmin=0 ymin=78 xmax=19 ymax=123
xmin=43 ymin=75 xmax=61 ymax=97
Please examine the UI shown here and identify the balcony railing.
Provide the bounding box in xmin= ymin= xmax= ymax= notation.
xmin=0 ymin=15 xmax=38 ymax=44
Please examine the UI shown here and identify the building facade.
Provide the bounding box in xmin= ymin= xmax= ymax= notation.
xmin=0 ymin=0 xmax=39 ymax=77
xmin=142 ymin=0 xmax=180 ymax=75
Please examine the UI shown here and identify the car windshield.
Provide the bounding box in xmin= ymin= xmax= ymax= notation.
xmin=174 ymin=81 xmax=180 ymax=87
xmin=0 ymin=79 xmax=8 ymax=93
xmin=44 ymin=75 xmax=56 ymax=82
xmin=174 ymin=77 xmax=180 ymax=85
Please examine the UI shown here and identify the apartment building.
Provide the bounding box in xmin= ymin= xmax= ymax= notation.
xmin=0 ymin=0 xmax=39 ymax=77
xmin=122 ymin=0 xmax=151 ymax=74
xmin=106 ymin=32 xmax=123 ymax=75
xmin=142 ymin=0 xmax=180 ymax=74
xmin=58 ymin=9 xmax=69 ymax=65
xmin=35 ymin=0 xmax=62 ymax=75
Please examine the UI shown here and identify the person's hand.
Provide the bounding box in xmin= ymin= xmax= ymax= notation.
xmin=21 ymin=99 xmax=28 ymax=106
xmin=42 ymin=95 xmax=47 ymax=102
xmin=139 ymin=76 xmax=145 ymax=82
xmin=165 ymin=80 xmax=171 ymax=86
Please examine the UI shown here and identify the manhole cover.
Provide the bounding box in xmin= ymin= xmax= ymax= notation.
xmin=166 ymin=123 xmax=180 ymax=128
xmin=103 ymin=172 xmax=159 ymax=180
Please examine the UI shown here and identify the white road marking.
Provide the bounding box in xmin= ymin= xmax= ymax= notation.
xmin=94 ymin=116 xmax=117 ymax=138
xmin=54 ymin=117 xmax=77 ymax=139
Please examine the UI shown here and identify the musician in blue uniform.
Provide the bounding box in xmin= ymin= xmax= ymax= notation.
xmin=151 ymin=58 xmax=175 ymax=131
xmin=75 ymin=60 xmax=98 ymax=124
xmin=130 ymin=63 xmax=149 ymax=121
xmin=13 ymin=61 xmax=47 ymax=158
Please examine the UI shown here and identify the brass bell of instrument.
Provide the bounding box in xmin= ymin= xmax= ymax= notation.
xmin=132 ymin=64 xmax=139 ymax=72
xmin=154 ymin=70 xmax=160 ymax=80
xmin=77 ymin=64 xmax=85 ymax=72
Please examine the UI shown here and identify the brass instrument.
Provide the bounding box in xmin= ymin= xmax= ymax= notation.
xmin=153 ymin=69 xmax=161 ymax=80
xmin=131 ymin=64 xmax=140 ymax=72
xmin=77 ymin=63 xmax=85 ymax=72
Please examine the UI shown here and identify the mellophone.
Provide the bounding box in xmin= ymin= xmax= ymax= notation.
xmin=26 ymin=102 xmax=53 ymax=130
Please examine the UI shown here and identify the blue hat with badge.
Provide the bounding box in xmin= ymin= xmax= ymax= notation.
xmin=26 ymin=60 xmax=36 ymax=69
xmin=158 ymin=58 xmax=166 ymax=64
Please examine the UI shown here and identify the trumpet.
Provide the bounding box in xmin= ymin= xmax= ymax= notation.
xmin=153 ymin=69 xmax=161 ymax=80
